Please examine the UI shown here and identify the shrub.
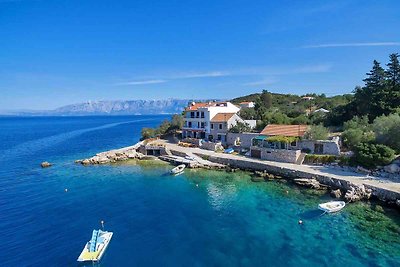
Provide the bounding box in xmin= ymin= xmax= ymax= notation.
xmin=342 ymin=128 xmax=375 ymax=149
xmin=141 ymin=128 xmax=156 ymax=140
xmin=304 ymin=125 xmax=329 ymax=140
xmin=304 ymin=154 xmax=337 ymax=164
xmin=352 ymin=142 xmax=396 ymax=169
xmin=372 ymin=113 xmax=400 ymax=152
xmin=229 ymin=122 xmax=252 ymax=133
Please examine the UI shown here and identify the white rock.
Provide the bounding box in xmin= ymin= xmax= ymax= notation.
xmin=384 ymin=164 xmax=400 ymax=174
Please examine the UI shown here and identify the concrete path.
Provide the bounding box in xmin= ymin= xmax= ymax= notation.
xmin=162 ymin=142 xmax=400 ymax=194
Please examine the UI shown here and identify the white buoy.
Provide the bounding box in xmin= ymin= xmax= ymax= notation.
xmin=101 ymin=220 xmax=104 ymax=230
xmin=64 ymin=188 xmax=68 ymax=192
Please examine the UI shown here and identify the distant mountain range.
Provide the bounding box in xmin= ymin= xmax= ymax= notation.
xmin=2 ymin=99 xmax=202 ymax=116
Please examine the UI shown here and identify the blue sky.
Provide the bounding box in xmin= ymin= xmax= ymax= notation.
xmin=1 ymin=0 xmax=400 ymax=110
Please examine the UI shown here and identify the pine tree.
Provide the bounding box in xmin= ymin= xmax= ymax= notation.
xmin=386 ymin=53 xmax=400 ymax=86
xmin=363 ymin=60 xmax=386 ymax=87
xmin=355 ymin=60 xmax=389 ymax=119
xmin=260 ymin=90 xmax=273 ymax=109
xmin=386 ymin=53 xmax=400 ymax=109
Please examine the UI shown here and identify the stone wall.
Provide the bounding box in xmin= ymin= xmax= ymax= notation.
xmin=257 ymin=147 xmax=301 ymax=163
xmin=193 ymin=151 xmax=400 ymax=202
xmin=300 ymin=140 xmax=340 ymax=155
xmin=201 ymin=141 xmax=224 ymax=151
xmin=226 ymin=132 xmax=259 ymax=148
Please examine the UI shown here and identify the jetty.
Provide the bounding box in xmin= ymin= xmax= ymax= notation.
xmin=76 ymin=139 xmax=400 ymax=207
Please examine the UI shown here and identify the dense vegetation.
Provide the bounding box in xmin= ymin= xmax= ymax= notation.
xmin=232 ymin=53 xmax=400 ymax=168
xmin=140 ymin=114 xmax=184 ymax=140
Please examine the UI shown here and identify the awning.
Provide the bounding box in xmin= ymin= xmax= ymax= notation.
xmin=253 ymin=135 xmax=267 ymax=141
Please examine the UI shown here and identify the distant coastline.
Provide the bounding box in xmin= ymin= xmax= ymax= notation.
xmin=0 ymin=99 xmax=205 ymax=116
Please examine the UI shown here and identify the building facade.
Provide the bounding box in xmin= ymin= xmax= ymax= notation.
xmin=182 ymin=101 xmax=245 ymax=143
xmin=249 ymin=124 xmax=340 ymax=164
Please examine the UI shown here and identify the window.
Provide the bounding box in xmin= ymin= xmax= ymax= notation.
xmin=217 ymin=134 xmax=222 ymax=141
xmin=201 ymin=112 xmax=205 ymax=118
xmin=314 ymin=143 xmax=324 ymax=154
xmin=197 ymin=122 xmax=200 ymax=128
xmin=190 ymin=112 xmax=195 ymax=118
xmin=196 ymin=112 xmax=200 ymax=118
xmin=290 ymin=141 xmax=297 ymax=147
xmin=219 ymin=124 xmax=222 ymax=129
xmin=201 ymin=122 xmax=205 ymax=128
xmin=211 ymin=123 xmax=214 ymax=129
xmin=188 ymin=122 xmax=192 ymax=127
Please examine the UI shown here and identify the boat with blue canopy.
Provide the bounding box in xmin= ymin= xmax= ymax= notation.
xmin=77 ymin=229 xmax=113 ymax=262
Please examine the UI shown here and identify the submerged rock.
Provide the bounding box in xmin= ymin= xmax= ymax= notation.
xmin=293 ymin=178 xmax=324 ymax=189
xmin=41 ymin=161 xmax=52 ymax=168
xmin=251 ymin=176 xmax=265 ymax=182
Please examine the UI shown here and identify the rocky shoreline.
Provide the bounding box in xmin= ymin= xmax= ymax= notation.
xmin=76 ymin=141 xmax=400 ymax=209
xmin=75 ymin=142 xmax=145 ymax=165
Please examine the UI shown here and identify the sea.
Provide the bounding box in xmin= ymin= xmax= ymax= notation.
xmin=0 ymin=115 xmax=399 ymax=267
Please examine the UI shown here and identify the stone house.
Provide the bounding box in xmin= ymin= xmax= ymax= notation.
xmin=250 ymin=124 xmax=340 ymax=164
xmin=208 ymin=113 xmax=246 ymax=144
xmin=182 ymin=101 xmax=256 ymax=144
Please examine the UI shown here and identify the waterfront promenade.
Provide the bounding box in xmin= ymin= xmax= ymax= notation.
xmin=160 ymin=141 xmax=400 ymax=201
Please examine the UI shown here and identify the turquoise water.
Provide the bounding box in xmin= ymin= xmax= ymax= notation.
xmin=0 ymin=116 xmax=399 ymax=266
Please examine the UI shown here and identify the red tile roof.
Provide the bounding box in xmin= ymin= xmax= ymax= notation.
xmin=260 ymin=124 xmax=309 ymax=137
xmin=211 ymin=113 xmax=236 ymax=122
xmin=185 ymin=102 xmax=210 ymax=111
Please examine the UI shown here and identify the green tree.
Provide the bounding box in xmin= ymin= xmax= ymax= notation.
xmin=342 ymin=116 xmax=375 ymax=149
xmin=170 ymin=114 xmax=184 ymax=130
xmin=262 ymin=111 xmax=292 ymax=124
xmin=141 ymin=128 xmax=156 ymax=140
xmin=386 ymin=53 xmax=400 ymax=109
xmin=291 ymin=114 xmax=309 ymax=125
xmin=229 ymin=122 xmax=252 ymax=133
xmin=352 ymin=142 xmax=395 ymax=169
xmin=157 ymin=120 xmax=171 ymax=135
xmin=260 ymin=90 xmax=273 ymax=109
xmin=386 ymin=53 xmax=400 ymax=86
xmin=372 ymin=113 xmax=400 ymax=152
xmin=304 ymin=125 xmax=329 ymax=140
xmin=239 ymin=107 xmax=257 ymax=120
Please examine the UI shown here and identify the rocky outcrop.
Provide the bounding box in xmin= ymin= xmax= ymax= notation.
xmin=41 ymin=161 xmax=52 ymax=168
xmin=344 ymin=185 xmax=372 ymax=202
xmin=384 ymin=163 xmax=400 ymax=174
xmin=76 ymin=145 xmax=145 ymax=165
xmin=330 ymin=189 xmax=342 ymax=199
xmin=254 ymin=171 xmax=276 ymax=180
xmin=293 ymin=178 xmax=326 ymax=189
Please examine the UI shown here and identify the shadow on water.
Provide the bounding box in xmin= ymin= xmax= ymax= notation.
xmin=298 ymin=209 xmax=325 ymax=220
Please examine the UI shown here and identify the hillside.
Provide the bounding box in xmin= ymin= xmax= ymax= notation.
xmin=6 ymin=99 xmax=193 ymax=116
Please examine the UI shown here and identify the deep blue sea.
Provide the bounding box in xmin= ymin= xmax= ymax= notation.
xmin=0 ymin=116 xmax=399 ymax=267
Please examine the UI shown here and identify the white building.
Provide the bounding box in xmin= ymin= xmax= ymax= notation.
xmin=314 ymin=108 xmax=330 ymax=113
xmin=239 ymin=101 xmax=255 ymax=108
xmin=182 ymin=101 xmax=241 ymax=140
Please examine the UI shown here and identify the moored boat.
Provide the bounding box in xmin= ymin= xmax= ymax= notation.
xmin=170 ymin=164 xmax=185 ymax=175
xmin=318 ymin=201 xmax=346 ymax=213
xmin=77 ymin=229 xmax=113 ymax=262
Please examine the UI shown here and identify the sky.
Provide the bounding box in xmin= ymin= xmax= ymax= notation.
xmin=1 ymin=0 xmax=400 ymax=110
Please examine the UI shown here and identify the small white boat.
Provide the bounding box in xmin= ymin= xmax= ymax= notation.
xmin=77 ymin=229 xmax=113 ymax=262
xmin=318 ymin=201 xmax=346 ymax=213
xmin=170 ymin=164 xmax=185 ymax=175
